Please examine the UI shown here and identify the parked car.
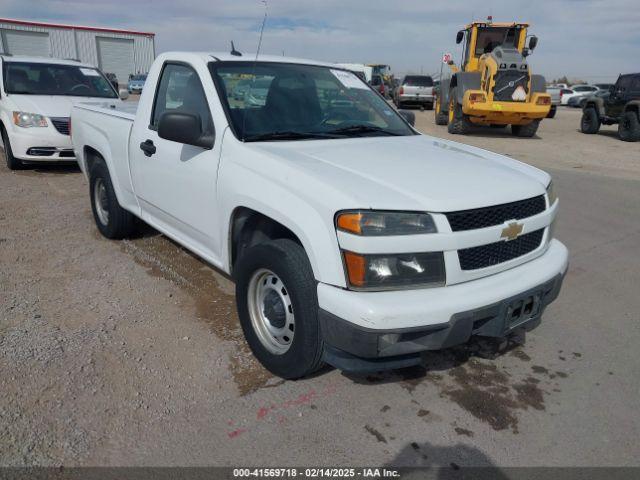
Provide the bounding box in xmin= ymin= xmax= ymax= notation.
xmin=71 ymin=52 xmax=568 ymax=379
xmin=0 ymin=55 xmax=125 ymax=170
xmin=127 ymin=74 xmax=147 ymax=94
xmin=546 ymin=87 xmax=561 ymax=118
xmin=581 ymin=72 xmax=640 ymax=142
xmin=105 ymin=72 xmax=119 ymax=91
xmin=568 ymin=89 xmax=610 ymax=108
xmin=394 ymin=75 xmax=434 ymax=110
xmin=561 ymin=85 xmax=598 ymax=105
xmin=594 ymin=83 xmax=614 ymax=91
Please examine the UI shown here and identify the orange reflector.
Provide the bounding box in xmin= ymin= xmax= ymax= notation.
xmin=343 ymin=251 xmax=366 ymax=287
xmin=469 ymin=93 xmax=486 ymax=103
xmin=336 ymin=212 xmax=362 ymax=234
xmin=536 ymin=96 xmax=551 ymax=105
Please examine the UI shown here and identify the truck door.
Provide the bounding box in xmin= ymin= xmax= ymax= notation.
xmin=608 ymin=75 xmax=631 ymax=119
xmin=129 ymin=62 xmax=224 ymax=263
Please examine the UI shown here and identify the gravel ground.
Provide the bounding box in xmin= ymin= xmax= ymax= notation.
xmin=1 ymin=107 xmax=639 ymax=468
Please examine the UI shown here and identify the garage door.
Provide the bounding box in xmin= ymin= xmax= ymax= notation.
xmin=96 ymin=37 xmax=135 ymax=86
xmin=2 ymin=30 xmax=50 ymax=57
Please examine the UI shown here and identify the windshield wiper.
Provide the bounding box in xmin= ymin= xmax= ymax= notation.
xmin=326 ymin=125 xmax=401 ymax=137
xmin=243 ymin=131 xmax=337 ymax=142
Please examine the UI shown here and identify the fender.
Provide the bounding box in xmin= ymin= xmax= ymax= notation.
xmin=584 ymin=96 xmax=606 ymax=117
xmin=451 ymin=72 xmax=482 ymax=103
xmin=530 ymin=74 xmax=547 ymax=93
xmin=623 ymin=100 xmax=640 ymax=118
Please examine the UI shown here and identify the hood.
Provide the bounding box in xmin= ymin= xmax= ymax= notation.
xmin=249 ymin=134 xmax=550 ymax=213
xmin=7 ymin=95 xmax=120 ymax=118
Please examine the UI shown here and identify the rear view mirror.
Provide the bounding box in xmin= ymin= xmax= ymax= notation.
xmin=118 ymin=89 xmax=129 ymax=100
xmin=158 ymin=112 xmax=214 ymax=149
xmin=456 ymin=30 xmax=464 ymax=44
xmin=528 ymin=36 xmax=538 ymax=51
xmin=398 ymin=109 xmax=416 ymax=127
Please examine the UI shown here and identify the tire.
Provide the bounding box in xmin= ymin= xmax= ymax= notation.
xmin=89 ymin=160 xmax=136 ymax=239
xmin=580 ymin=107 xmax=600 ymax=134
xmin=618 ymin=111 xmax=640 ymax=142
xmin=434 ymin=96 xmax=448 ymax=125
xmin=547 ymin=105 xmax=557 ymax=119
xmin=1 ymin=126 xmax=24 ymax=170
xmin=489 ymin=124 xmax=507 ymax=129
xmin=425 ymin=102 xmax=434 ymax=111
xmin=234 ymin=239 xmax=324 ymax=379
xmin=447 ymin=88 xmax=473 ymax=134
xmin=511 ymin=120 xmax=540 ymax=138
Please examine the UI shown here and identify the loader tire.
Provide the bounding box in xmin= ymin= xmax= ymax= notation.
xmin=511 ymin=120 xmax=540 ymax=138
xmin=547 ymin=105 xmax=557 ymax=119
xmin=447 ymin=88 xmax=473 ymax=134
xmin=434 ymin=97 xmax=448 ymax=125
xmin=580 ymin=107 xmax=600 ymax=134
xmin=618 ymin=111 xmax=640 ymax=142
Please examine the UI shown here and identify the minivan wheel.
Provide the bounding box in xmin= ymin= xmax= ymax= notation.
xmin=1 ymin=126 xmax=24 ymax=170
xmin=234 ymin=239 xmax=324 ymax=379
xmin=89 ymin=160 xmax=135 ymax=239
xmin=618 ymin=111 xmax=640 ymax=142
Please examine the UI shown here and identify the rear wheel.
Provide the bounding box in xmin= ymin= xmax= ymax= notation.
xmin=434 ymin=96 xmax=448 ymax=125
xmin=618 ymin=111 xmax=640 ymax=142
xmin=447 ymin=88 xmax=473 ymax=134
xmin=580 ymin=107 xmax=600 ymax=134
xmin=547 ymin=105 xmax=557 ymax=119
xmin=89 ymin=160 xmax=136 ymax=239
xmin=1 ymin=126 xmax=24 ymax=170
xmin=425 ymin=102 xmax=434 ymax=111
xmin=511 ymin=120 xmax=540 ymax=138
xmin=234 ymin=239 xmax=324 ymax=379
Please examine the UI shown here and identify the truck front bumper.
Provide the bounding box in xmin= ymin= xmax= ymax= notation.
xmin=318 ymin=239 xmax=568 ymax=371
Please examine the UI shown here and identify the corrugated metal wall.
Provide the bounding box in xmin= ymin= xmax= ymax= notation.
xmin=0 ymin=20 xmax=154 ymax=79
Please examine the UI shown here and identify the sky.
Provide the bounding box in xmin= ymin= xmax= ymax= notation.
xmin=1 ymin=0 xmax=638 ymax=83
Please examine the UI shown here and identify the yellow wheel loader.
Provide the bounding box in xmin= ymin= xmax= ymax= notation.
xmin=434 ymin=18 xmax=551 ymax=137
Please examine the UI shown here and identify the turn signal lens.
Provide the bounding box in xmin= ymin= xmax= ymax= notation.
xmin=536 ymin=96 xmax=551 ymax=105
xmin=336 ymin=212 xmax=363 ymax=234
xmin=343 ymin=251 xmax=366 ymax=287
xmin=469 ymin=93 xmax=486 ymax=103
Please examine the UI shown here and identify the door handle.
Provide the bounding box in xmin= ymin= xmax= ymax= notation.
xmin=139 ymin=139 xmax=156 ymax=157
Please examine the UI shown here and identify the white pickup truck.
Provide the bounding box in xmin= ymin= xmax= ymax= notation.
xmin=71 ymin=52 xmax=568 ymax=379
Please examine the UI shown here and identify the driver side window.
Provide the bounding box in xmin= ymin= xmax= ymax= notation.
xmin=150 ymin=63 xmax=213 ymax=134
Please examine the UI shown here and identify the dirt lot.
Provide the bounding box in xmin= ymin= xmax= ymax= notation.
xmin=1 ymin=107 xmax=639 ymax=468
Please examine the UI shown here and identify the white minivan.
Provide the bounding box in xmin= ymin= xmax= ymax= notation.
xmin=0 ymin=55 xmax=126 ymax=169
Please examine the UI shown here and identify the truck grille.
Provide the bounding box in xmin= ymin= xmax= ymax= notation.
xmin=458 ymin=229 xmax=544 ymax=270
xmin=445 ymin=195 xmax=546 ymax=232
xmin=493 ymin=71 xmax=530 ymax=102
xmin=50 ymin=117 xmax=70 ymax=135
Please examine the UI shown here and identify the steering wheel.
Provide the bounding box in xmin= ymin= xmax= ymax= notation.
xmin=70 ymin=84 xmax=91 ymax=94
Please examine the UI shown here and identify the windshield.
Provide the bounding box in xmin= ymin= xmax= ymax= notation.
xmin=211 ymin=62 xmax=415 ymax=141
xmin=130 ymin=74 xmax=147 ymax=82
xmin=3 ymin=62 xmax=117 ymax=98
xmin=474 ymin=27 xmax=522 ymax=55
xmin=403 ymin=75 xmax=433 ymax=87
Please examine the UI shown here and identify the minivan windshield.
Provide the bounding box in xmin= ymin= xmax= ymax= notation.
xmin=3 ymin=62 xmax=117 ymax=98
xmin=211 ymin=62 xmax=415 ymax=141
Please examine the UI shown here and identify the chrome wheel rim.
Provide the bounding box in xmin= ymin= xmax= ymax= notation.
xmin=247 ymin=269 xmax=295 ymax=355
xmin=94 ymin=178 xmax=109 ymax=226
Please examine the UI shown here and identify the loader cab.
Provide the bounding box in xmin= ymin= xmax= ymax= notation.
xmin=457 ymin=22 xmax=529 ymax=72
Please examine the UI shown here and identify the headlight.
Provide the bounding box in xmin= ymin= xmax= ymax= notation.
xmin=343 ymin=251 xmax=445 ymax=290
xmin=13 ymin=111 xmax=48 ymax=128
xmin=546 ymin=181 xmax=557 ymax=206
xmin=336 ymin=210 xmax=437 ymax=236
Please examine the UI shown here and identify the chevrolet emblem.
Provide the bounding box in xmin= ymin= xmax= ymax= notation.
xmin=501 ymin=222 xmax=524 ymax=241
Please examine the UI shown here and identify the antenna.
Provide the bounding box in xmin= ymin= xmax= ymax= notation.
xmin=241 ymin=0 xmax=268 ymax=141
xmin=230 ymin=41 xmax=242 ymax=57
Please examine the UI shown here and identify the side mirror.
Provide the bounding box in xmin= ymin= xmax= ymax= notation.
xmin=398 ymin=109 xmax=415 ymax=127
xmin=118 ymin=89 xmax=129 ymax=100
xmin=456 ymin=30 xmax=464 ymax=44
xmin=158 ymin=112 xmax=214 ymax=149
xmin=528 ymin=36 xmax=538 ymax=51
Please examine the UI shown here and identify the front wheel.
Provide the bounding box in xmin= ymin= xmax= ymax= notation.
xmin=434 ymin=97 xmax=448 ymax=125
xmin=447 ymin=88 xmax=473 ymax=134
xmin=580 ymin=107 xmax=600 ymax=134
xmin=89 ymin=160 xmax=136 ymax=239
xmin=234 ymin=239 xmax=324 ymax=379
xmin=618 ymin=111 xmax=640 ymax=142
xmin=1 ymin=126 xmax=24 ymax=170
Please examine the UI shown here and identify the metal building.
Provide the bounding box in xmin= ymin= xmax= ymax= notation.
xmin=0 ymin=18 xmax=155 ymax=86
